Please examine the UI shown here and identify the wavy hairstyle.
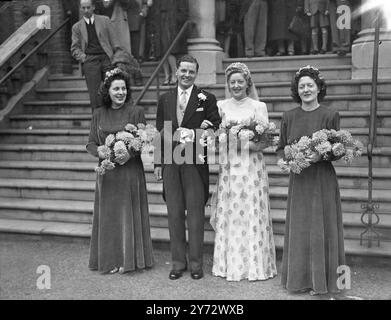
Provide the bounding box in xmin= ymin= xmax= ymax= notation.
xmin=99 ymin=68 xmax=131 ymax=108
xmin=291 ymin=65 xmax=327 ymax=103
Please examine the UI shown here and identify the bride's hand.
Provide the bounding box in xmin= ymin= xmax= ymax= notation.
xmin=305 ymin=153 xmax=322 ymax=163
xmin=200 ymin=120 xmax=213 ymax=130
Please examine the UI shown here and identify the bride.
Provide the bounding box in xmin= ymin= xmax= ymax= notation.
xmin=209 ymin=62 xmax=277 ymax=281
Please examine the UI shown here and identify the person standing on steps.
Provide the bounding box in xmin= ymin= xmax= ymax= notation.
xmin=305 ymin=0 xmax=330 ymax=54
xmin=71 ymin=0 xmax=121 ymax=111
xmin=241 ymin=0 xmax=268 ymax=58
xmin=154 ymin=55 xmax=221 ymax=281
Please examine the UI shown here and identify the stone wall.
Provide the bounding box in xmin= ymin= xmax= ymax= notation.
xmin=1 ymin=0 xmax=74 ymax=74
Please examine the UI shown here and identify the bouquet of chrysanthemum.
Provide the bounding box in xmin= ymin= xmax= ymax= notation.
xmin=278 ymin=129 xmax=364 ymax=174
xmin=218 ymin=117 xmax=277 ymax=147
xmin=95 ymin=123 xmax=159 ymax=175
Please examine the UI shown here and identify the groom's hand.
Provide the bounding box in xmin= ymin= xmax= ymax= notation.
xmin=154 ymin=167 xmax=162 ymax=181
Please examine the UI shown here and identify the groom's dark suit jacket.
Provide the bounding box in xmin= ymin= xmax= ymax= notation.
xmin=155 ymin=85 xmax=221 ymax=204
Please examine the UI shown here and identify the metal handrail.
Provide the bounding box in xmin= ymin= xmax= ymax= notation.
xmin=133 ymin=20 xmax=194 ymax=107
xmin=360 ymin=8 xmax=381 ymax=248
xmin=0 ymin=14 xmax=71 ymax=87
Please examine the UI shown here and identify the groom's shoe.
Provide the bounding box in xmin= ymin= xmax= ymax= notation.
xmin=169 ymin=267 xmax=187 ymax=280
xmin=190 ymin=269 xmax=203 ymax=280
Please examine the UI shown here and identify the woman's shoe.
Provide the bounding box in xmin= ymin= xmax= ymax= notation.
xmin=162 ymin=79 xmax=170 ymax=86
xmin=118 ymin=267 xmax=125 ymax=274
xmin=288 ymin=51 xmax=294 ymax=56
xmin=275 ymin=51 xmax=284 ymax=56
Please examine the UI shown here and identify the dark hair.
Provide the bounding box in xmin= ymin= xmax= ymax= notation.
xmin=99 ymin=68 xmax=131 ymax=108
xmin=291 ymin=66 xmax=327 ymax=103
xmin=176 ymin=54 xmax=199 ymax=71
xmin=80 ymin=0 xmax=96 ymax=6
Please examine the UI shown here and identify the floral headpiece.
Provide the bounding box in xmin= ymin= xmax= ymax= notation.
xmin=295 ymin=65 xmax=323 ymax=79
xmin=225 ymin=62 xmax=251 ymax=80
xmin=103 ymin=68 xmax=125 ymax=85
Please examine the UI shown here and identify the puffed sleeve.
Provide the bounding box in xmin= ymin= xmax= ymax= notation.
xmin=254 ymin=101 xmax=269 ymax=123
xmin=276 ymin=111 xmax=288 ymax=160
xmin=86 ymin=111 xmax=100 ymax=158
xmin=327 ymin=110 xmax=340 ymax=131
xmin=325 ymin=110 xmax=343 ymax=162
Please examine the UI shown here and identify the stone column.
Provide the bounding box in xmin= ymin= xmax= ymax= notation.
xmin=187 ymin=0 xmax=224 ymax=85
xmin=351 ymin=0 xmax=391 ymax=79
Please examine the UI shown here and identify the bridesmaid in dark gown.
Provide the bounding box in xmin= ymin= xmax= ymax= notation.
xmin=277 ymin=66 xmax=345 ymax=295
xmin=87 ymin=68 xmax=153 ymax=274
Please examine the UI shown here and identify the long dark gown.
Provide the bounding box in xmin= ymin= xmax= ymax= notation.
xmin=277 ymin=106 xmax=345 ymax=294
xmin=86 ymin=103 xmax=154 ymax=273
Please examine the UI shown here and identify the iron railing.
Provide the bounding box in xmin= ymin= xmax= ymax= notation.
xmin=0 ymin=14 xmax=71 ymax=88
xmin=133 ymin=20 xmax=194 ymax=107
xmin=360 ymin=8 xmax=381 ymax=248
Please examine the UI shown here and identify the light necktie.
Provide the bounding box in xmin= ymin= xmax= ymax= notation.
xmin=178 ymin=90 xmax=187 ymax=125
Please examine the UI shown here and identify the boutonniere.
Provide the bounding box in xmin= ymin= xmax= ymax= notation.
xmin=197 ymin=91 xmax=207 ymax=107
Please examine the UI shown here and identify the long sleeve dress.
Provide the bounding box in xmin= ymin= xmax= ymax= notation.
xmin=211 ymin=97 xmax=277 ymax=282
xmin=87 ymin=103 xmax=154 ymax=273
xmin=277 ymin=106 xmax=345 ymax=294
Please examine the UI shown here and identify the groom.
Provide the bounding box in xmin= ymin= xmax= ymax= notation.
xmin=154 ymin=55 xmax=221 ymax=280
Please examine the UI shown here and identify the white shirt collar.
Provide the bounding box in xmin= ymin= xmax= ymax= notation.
xmin=83 ymin=15 xmax=95 ymax=24
xmin=178 ymin=85 xmax=193 ymax=97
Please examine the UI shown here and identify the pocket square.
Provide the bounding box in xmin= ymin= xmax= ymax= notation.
xmin=196 ymin=108 xmax=204 ymax=112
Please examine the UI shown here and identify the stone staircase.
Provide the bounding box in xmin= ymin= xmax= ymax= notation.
xmin=1 ymin=54 xmax=391 ymax=260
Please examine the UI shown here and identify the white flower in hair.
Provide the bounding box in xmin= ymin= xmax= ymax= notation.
xmin=104 ymin=68 xmax=124 ymax=84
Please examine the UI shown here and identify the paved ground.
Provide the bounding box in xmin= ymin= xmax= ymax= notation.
xmin=1 ymin=237 xmax=391 ymax=300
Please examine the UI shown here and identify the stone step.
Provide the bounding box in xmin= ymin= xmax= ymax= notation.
xmin=22 ymin=100 xmax=155 ymax=114
xmin=8 ymin=113 xmax=153 ymax=129
xmin=46 ymin=76 xmax=391 ymax=98
xmin=9 ymin=110 xmax=391 ymax=130
xmin=0 ymin=178 xmax=390 ymax=214
xmin=143 ymin=111 xmax=391 ymax=129
xmin=138 ymin=54 xmax=352 ymax=76
xmin=0 ymin=128 xmax=89 ymax=144
xmin=1 ymin=161 xmax=391 ymax=190
xmin=138 ymin=95 xmax=391 ymax=113
xmin=216 ymin=65 xmax=352 ymax=83
xmin=8 ymin=114 xmax=92 ymax=129
xmin=23 ymin=94 xmax=391 ymax=116
xmin=1 ymin=217 xmax=390 ymax=259
xmin=0 ymin=144 xmax=390 ymax=168
xmin=1 ymin=127 xmax=390 ymax=146
xmin=222 ymin=54 xmax=352 ymax=70
xmin=0 ymin=144 xmax=94 ymax=162
xmin=1 ymin=198 xmax=390 ymax=241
